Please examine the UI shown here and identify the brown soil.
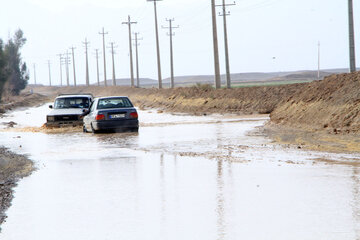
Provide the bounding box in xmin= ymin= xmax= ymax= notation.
xmin=31 ymin=84 xmax=303 ymax=115
xmin=271 ymin=72 xmax=360 ymax=134
xmin=0 ymin=148 xmax=34 ymax=229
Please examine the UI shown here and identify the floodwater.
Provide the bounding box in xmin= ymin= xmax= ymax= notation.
xmin=0 ymin=104 xmax=360 ymax=240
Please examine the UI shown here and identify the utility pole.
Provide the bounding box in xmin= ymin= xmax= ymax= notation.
xmin=216 ymin=0 xmax=235 ymax=88
xmin=211 ymin=0 xmax=221 ymax=89
xmin=83 ymin=38 xmax=90 ymax=86
xmin=33 ymin=63 xmax=37 ymax=85
xmin=148 ymin=0 xmax=163 ymax=89
xmin=47 ymin=60 xmax=52 ymax=87
xmin=94 ymin=49 xmax=100 ymax=86
xmin=318 ymin=41 xmax=321 ymax=80
xmin=99 ymin=27 xmax=109 ymax=86
xmin=122 ymin=15 xmax=137 ymax=87
xmin=108 ymin=42 xmax=117 ymax=86
xmin=70 ymin=46 xmax=77 ymax=87
xmin=57 ymin=54 xmax=63 ymax=86
xmin=162 ymin=18 xmax=179 ymax=88
xmin=348 ymin=0 xmax=356 ymax=73
xmin=65 ymin=50 xmax=71 ymax=86
xmin=133 ymin=32 xmax=143 ymax=88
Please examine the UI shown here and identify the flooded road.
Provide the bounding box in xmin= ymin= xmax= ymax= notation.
xmin=0 ymin=105 xmax=360 ymax=240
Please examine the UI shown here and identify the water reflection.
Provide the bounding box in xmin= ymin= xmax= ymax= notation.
xmin=216 ymin=159 xmax=226 ymax=240
xmin=352 ymin=167 xmax=360 ymax=239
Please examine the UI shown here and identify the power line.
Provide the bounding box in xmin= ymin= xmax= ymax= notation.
xmin=148 ymin=0 xmax=163 ymax=89
xmin=122 ymin=15 xmax=138 ymax=87
xmin=216 ymin=0 xmax=236 ymax=88
xmin=99 ymin=27 xmax=109 ymax=86
xmin=162 ymin=18 xmax=179 ymax=88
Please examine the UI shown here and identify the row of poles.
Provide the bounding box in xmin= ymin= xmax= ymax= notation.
xmin=33 ymin=0 xmax=236 ymax=89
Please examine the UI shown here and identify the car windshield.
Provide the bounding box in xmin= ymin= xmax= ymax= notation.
xmin=54 ymin=97 xmax=90 ymax=109
xmin=97 ymin=98 xmax=133 ymax=110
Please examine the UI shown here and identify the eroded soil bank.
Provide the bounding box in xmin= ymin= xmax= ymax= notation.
xmin=0 ymin=148 xmax=34 ymax=229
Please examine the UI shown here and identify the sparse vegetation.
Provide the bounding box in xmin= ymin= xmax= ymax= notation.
xmin=0 ymin=29 xmax=29 ymax=100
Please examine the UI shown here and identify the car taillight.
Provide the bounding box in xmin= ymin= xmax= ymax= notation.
xmin=96 ymin=114 xmax=105 ymax=121
xmin=130 ymin=112 xmax=138 ymax=119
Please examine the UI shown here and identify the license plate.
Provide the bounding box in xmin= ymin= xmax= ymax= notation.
xmin=110 ymin=113 xmax=125 ymax=119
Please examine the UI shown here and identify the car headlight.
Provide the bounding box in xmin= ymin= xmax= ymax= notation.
xmin=47 ymin=116 xmax=55 ymax=122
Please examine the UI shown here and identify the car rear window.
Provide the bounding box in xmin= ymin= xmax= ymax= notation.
xmin=54 ymin=97 xmax=90 ymax=109
xmin=97 ymin=98 xmax=133 ymax=109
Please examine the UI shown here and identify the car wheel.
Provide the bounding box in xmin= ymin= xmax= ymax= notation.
xmin=91 ymin=124 xmax=98 ymax=134
xmin=83 ymin=125 xmax=88 ymax=133
xmin=131 ymin=127 xmax=139 ymax=132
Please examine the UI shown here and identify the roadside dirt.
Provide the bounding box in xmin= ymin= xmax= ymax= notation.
xmin=0 ymin=148 xmax=34 ymax=229
xmin=30 ymin=84 xmax=302 ymax=115
xmin=269 ymin=72 xmax=360 ymax=152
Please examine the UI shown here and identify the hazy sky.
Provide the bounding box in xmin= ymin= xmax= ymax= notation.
xmin=0 ymin=0 xmax=358 ymax=85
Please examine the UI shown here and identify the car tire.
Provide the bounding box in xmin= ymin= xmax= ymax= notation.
xmin=91 ymin=124 xmax=98 ymax=134
xmin=131 ymin=127 xmax=139 ymax=132
xmin=83 ymin=125 xmax=88 ymax=133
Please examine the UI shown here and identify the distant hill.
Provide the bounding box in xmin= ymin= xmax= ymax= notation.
xmin=94 ymin=68 xmax=351 ymax=87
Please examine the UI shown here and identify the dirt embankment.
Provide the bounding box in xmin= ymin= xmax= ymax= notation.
xmin=0 ymin=92 xmax=51 ymax=113
xmin=31 ymin=83 xmax=303 ymax=115
xmin=0 ymin=148 xmax=34 ymax=228
xmin=270 ymin=72 xmax=360 ymax=133
xmin=268 ymin=72 xmax=360 ymax=152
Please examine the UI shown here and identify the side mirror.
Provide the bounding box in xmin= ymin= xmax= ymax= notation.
xmin=49 ymin=105 xmax=53 ymax=109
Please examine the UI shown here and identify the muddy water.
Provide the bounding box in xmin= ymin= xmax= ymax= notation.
xmin=0 ymin=105 xmax=360 ymax=240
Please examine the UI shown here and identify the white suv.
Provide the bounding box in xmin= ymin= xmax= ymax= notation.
xmin=46 ymin=94 xmax=94 ymax=127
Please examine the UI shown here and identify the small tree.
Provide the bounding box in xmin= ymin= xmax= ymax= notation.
xmin=0 ymin=40 xmax=9 ymax=100
xmin=3 ymin=29 xmax=29 ymax=95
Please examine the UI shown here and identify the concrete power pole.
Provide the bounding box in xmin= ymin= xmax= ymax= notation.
xmin=47 ymin=60 xmax=52 ymax=87
xmin=148 ymin=0 xmax=163 ymax=89
xmin=162 ymin=18 xmax=179 ymax=88
xmin=83 ymin=38 xmax=90 ymax=86
xmin=217 ymin=0 xmax=235 ymax=89
xmin=133 ymin=32 xmax=143 ymax=88
xmin=109 ymin=42 xmax=117 ymax=86
xmin=33 ymin=63 xmax=37 ymax=85
xmin=211 ymin=0 xmax=221 ymax=89
xmin=70 ymin=46 xmax=77 ymax=87
xmin=122 ymin=15 xmax=137 ymax=87
xmin=95 ymin=49 xmax=100 ymax=86
xmin=65 ymin=50 xmax=71 ymax=86
xmin=99 ymin=27 xmax=109 ymax=86
xmin=318 ymin=41 xmax=321 ymax=80
xmin=57 ymin=54 xmax=63 ymax=86
xmin=348 ymin=0 xmax=356 ymax=73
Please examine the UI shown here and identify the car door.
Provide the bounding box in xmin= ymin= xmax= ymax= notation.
xmin=84 ymin=99 xmax=97 ymax=128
